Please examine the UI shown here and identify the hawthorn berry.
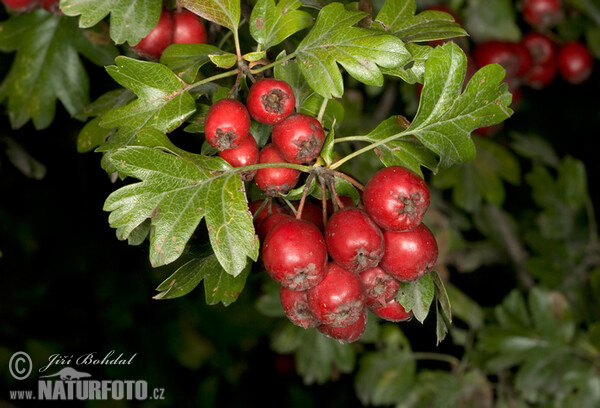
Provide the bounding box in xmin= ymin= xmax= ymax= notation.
xmin=317 ymin=311 xmax=368 ymax=343
xmin=308 ymin=262 xmax=367 ymax=327
xmin=522 ymin=32 xmax=556 ymax=65
xmin=248 ymin=200 xmax=283 ymax=225
xmin=261 ymin=218 xmax=328 ymax=291
xmin=370 ymin=299 xmax=413 ymax=322
xmin=39 ymin=0 xmax=60 ymax=12
xmin=380 ymin=223 xmax=438 ymax=282
xmin=204 ymin=99 xmax=251 ymax=151
xmin=363 ymin=166 xmax=430 ymax=232
xmin=172 ymin=9 xmax=207 ymax=44
xmin=254 ymin=144 xmax=300 ymax=196
xmin=2 ymin=0 xmax=35 ymax=11
xmin=472 ymin=41 xmax=522 ymax=79
xmin=325 ymin=208 xmax=385 ymax=273
xmin=256 ymin=212 xmax=292 ymax=242
xmin=557 ymin=42 xmax=593 ymax=84
xmin=292 ymin=201 xmax=324 ymax=231
xmin=218 ymin=133 xmax=259 ymax=180
xmin=279 ymin=286 xmax=320 ymax=329
xmin=247 ymin=78 xmax=296 ymax=125
xmin=522 ymin=0 xmax=563 ymax=29
xmin=271 ymin=113 xmax=325 ymax=164
xmin=359 ymin=266 xmax=400 ymax=309
xmin=526 ymin=60 xmax=557 ymax=89
xmin=133 ymin=9 xmax=173 ymax=59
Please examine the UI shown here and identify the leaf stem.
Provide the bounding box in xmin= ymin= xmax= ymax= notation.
xmin=317 ymin=98 xmax=328 ymax=123
xmin=250 ymin=51 xmax=297 ymax=75
xmin=333 ymin=135 xmax=372 ymax=144
xmin=331 ymin=170 xmax=365 ymax=190
xmin=233 ymin=28 xmax=243 ymax=62
xmin=186 ymin=69 xmax=240 ymax=92
xmin=411 ymin=352 xmax=460 ymax=368
xmin=295 ymin=172 xmax=316 ymax=220
xmin=330 ymin=131 xmax=408 ymax=170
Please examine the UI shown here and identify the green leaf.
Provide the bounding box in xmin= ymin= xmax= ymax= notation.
xmin=408 ymin=42 xmax=513 ymax=168
xmin=381 ymin=43 xmax=433 ymax=84
xmin=396 ymin=273 xmax=435 ymax=323
xmin=242 ymin=51 xmax=266 ymax=62
xmin=364 ymin=116 xmax=438 ymax=176
xmin=179 ymin=0 xmax=241 ymax=32
xmin=296 ymin=3 xmax=410 ymax=98
xmin=510 ymin=133 xmax=561 ymax=168
xmin=61 ymin=0 xmax=163 ymax=45
xmin=160 ymin=43 xmax=229 ymax=84
xmin=445 ymin=283 xmax=483 ymax=330
xmin=3 ymin=137 xmax=46 ymax=180
xmin=355 ymin=348 xmax=416 ymax=406
xmin=320 ymin=125 xmax=335 ymax=166
xmin=250 ymin=0 xmax=313 ymax=50
xmin=373 ymin=0 xmax=467 ymax=42
xmin=104 ymin=146 xmax=259 ymax=275
xmin=154 ymin=254 xmax=250 ymax=305
xmin=98 ymin=57 xmax=196 ymax=151
xmin=208 ymin=53 xmax=238 ymax=69
xmin=0 ymin=11 xmax=118 ymax=130
xmin=464 ymin=0 xmax=521 ymax=43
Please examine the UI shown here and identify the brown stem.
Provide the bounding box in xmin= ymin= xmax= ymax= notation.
xmin=295 ymin=172 xmax=316 ymax=220
xmin=331 ymin=170 xmax=365 ymax=191
xmin=321 ymin=178 xmax=328 ymax=227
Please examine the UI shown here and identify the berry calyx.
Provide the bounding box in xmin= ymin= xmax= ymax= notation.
xmin=280 ymin=286 xmax=320 ymax=329
xmin=261 ymin=218 xmax=328 ymax=291
xmin=325 ymin=208 xmax=384 ymax=273
xmin=317 ymin=311 xmax=368 ymax=343
xmin=246 ymin=79 xmax=296 ymax=125
xmin=370 ymin=299 xmax=413 ymax=322
xmin=380 ymin=223 xmax=438 ymax=282
xmin=363 ymin=166 xmax=430 ymax=232
xmin=557 ymin=42 xmax=594 ymax=84
xmin=308 ymin=262 xmax=367 ymax=327
xmin=218 ymin=133 xmax=259 ymax=180
xmin=204 ymin=99 xmax=251 ymax=151
xmin=172 ymin=9 xmax=207 ymax=44
xmin=133 ymin=9 xmax=173 ymax=59
xmin=359 ymin=266 xmax=400 ymax=309
xmin=271 ymin=113 xmax=325 ymax=164
xmin=254 ymin=144 xmax=301 ymax=196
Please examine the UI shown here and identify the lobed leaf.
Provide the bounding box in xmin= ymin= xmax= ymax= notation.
xmin=250 ymin=0 xmax=313 ymax=50
xmin=396 ymin=273 xmax=435 ymax=323
xmin=160 ymin=43 xmax=229 ymax=84
xmin=104 ymin=145 xmax=258 ymax=276
xmin=61 ymin=0 xmax=163 ymax=45
xmin=179 ymin=0 xmax=241 ymax=32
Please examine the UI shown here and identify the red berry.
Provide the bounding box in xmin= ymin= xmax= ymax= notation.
xmin=380 ymin=224 xmax=438 ymax=282
xmin=526 ymin=60 xmax=557 ymax=89
xmin=204 ymin=99 xmax=251 ymax=151
xmin=39 ymin=0 xmax=60 ymax=12
xmin=473 ymin=41 xmax=521 ymax=79
xmin=370 ymin=299 xmax=413 ymax=322
xmin=308 ymin=262 xmax=367 ymax=327
xmin=246 ymin=79 xmax=296 ymax=125
xmin=248 ymin=200 xmax=283 ymax=225
xmin=2 ymin=0 xmax=35 ymax=11
xmin=280 ymin=286 xmax=320 ymax=329
xmin=557 ymin=42 xmax=594 ymax=84
xmin=218 ymin=133 xmax=259 ymax=180
xmin=522 ymin=0 xmax=562 ymax=29
xmin=363 ymin=166 xmax=430 ymax=232
xmin=359 ymin=266 xmax=400 ymax=309
xmin=254 ymin=144 xmax=301 ymax=196
xmin=133 ymin=9 xmax=173 ymax=59
xmin=317 ymin=311 xmax=368 ymax=343
xmin=172 ymin=9 xmax=207 ymax=44
xmin=261 ymin=219 xmax=327 ymax=291
xmin=511 ymin=42 xmax=534 ymax=78
xmin=292 ymin=201 xmax=324 ymax=231
xmin=522 ymin=32 xmax=556 ymax=65
xmin=326 ymin=195 xmax=357 ymax=215
xmin=271 ymin=113 xmax=325 ymax=164
xmin=325 ymin=208 xmax=385 ymax=273
xmin=256 ymin=212 xmax=292 ymax=242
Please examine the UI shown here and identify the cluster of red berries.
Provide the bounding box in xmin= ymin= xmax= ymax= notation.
xmin=133 ymin=9 xmax=207 ymax=59
xmin=2 ymin=0 xmax=59 ymax=13
xmin=251 ymin=166 xmax=438 ymax=343
xmin=205 ymin=78 xmax=325 ymax=195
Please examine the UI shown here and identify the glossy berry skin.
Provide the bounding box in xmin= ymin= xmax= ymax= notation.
xmin=363 ymin=166 xmax=430 ymax=232
xmin=522 ymin=32 xmax=556 ymax=65
xmin=204 ymin=99 xmax=251 ymax=151
xmin=261 ymin=219 xmax=328 ymax=291
xmin=526 ymin=60 xmax=557 ymax=89
xmin=325 ymin=208 xmax=385 ymax=273
xmin=371 ymin=299 xmax=413 ymax=322
xmin=280 ymin=286 xmax=320 ymax=329
xmin=218 ymin=133 xmax=258 ymax=180
xmin=317 ymin=311 xmax=367 ymax=343
xmin=292 ymin=201 xmax=324 ymax=231
xmin=511 ymin=42 xmax=534 ymax=78
xmin=247 ymin=79 xmax=296 ymax=125
xmin=308 ymin=262 xmax=367 ymax=327
xmin=254 ymin=144 xmax=300 ymax=196
xmin=557 ymin=42 xmax=594 ymax=84
xmin=248 ymin=200 xmax=283 ymax=225
xmin=172 ymin=10 xmax=207 ymax=44
xmin=380 ymin=223 xmax=438 ymax=282
xmin=271 ymin=113 xmax=325 ymax=164
xmin=359 ymin=266 xmax=400 ymax=309
xmin=522 ymin=0 xmax=562 ymax=29
xmin=473 ymin=41 xmax=521 ymax=79
xmin=133 ymin=10 xmax=173 ymax=59
xmin=256 ymin=213 xmax=292 ymax=242
xmin=2 ymin=0 xmax=35 ymax=11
